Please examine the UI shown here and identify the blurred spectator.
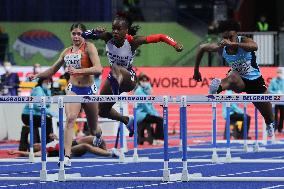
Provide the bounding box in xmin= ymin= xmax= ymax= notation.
xmin=60 ymin=65 xmax=70 ymax=82
xmin=26 ymin=63 xmax=41 ymax=81
xmin=134 ymin=73 xmax=164 ymax=145
xmin=0 ymin=61 xmax=19 ymax=96
xmin=207 ymin=20 xmax=219 ymax=38
xmin=122 ymin=0 xmax=145 ymax=21
xmin=0 ymin=26 xmax=9 ymax=65
xmin=268 ymin=68 xmax=284 ymax=133
xmin=256 ymin=15 xmax=269 ymax=31
xmin=19 ymin=77 xmax=56 ymax=151
xmin=222 ymin=90 xmax=251 ymax=139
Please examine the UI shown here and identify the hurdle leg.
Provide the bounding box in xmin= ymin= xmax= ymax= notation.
xmin=119 ymin=102 xmax=125 ymax=162
xmin=211 ymin=102 xmax=218 ymax=162
xmin=180 ymin=96 xmax=189 ymax=181
xmin=271 ymin=104 xmax=276 ymax=144
xmin=58 ymin=97 xmax=66 ymax=181
xmin=40 ymin=97 xmax=48 ymax=181
xmin=225 ymin=102 xmax=232 ymax=162
xmin=133 ymin=103 xmax=139 ymax=162
xmin=28 ymin=103 xmax=35 ymax=163
xmin=243 ymin=103 xmax=249 ymax=152
xmin=162 ymin=96 xmax=170 ymax=182
xmin=179 ymin=108 xmax=182 ymax=152
xmin=253 ymin=107 xmax=260 ymax=152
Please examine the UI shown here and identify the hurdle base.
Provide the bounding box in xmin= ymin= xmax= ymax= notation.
xmin=243 ymin=144 xmax=249 ymax=152
xmin=119 ymin=153 xmax=125 ymax=162
xmin=253 ymin=144 xmax=260 ymax=152
xmin=225 ymin=151 xmax=232 ymax=162
xmin=46 ymin=173 xmax=81 ymax=182
xmin=211 ymin=149 xmax=218 ymax=163
xmin=181 ymin=170 xmax=189 ymax=182
xmin=29 ymin=152 xmax=35 ymax=163
xmin=163 ymin=169 xmax=170 ymax=182
xmin=133 ymin=153 xmax=139 ymax=162
xmin=58 ymin=170 xmax=66 ymax=181
xmin=40 ymin=170 xmax=47 ymax=181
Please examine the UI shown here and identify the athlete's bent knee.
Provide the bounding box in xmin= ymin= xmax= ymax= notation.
xmin=66 ymin=114 xmax=77 ymax=128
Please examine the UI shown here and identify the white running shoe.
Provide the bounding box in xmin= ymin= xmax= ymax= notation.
xmin=111 ymin=148 xmax=121 ymax=157
xmin=209 ymin=78 xmax=221 ymax=94
xmin=266 ymin=122 xmax=275 ymax=137
xmin=64 ymin=156 xmax=71 ymax=167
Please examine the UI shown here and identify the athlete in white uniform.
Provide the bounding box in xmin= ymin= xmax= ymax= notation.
xmin=193 ymin=20 xmax=275 ymax=137
xmin=82 ymin=14 xmax=183 ymax=136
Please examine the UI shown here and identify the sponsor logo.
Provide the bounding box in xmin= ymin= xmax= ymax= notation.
xmin=0 ymin=96 xmax=34 ymax=102
xmin=243 ymin=95 xmax=280 ymax=101
xmin=206 ymin=95 xmax=280 ymax=102
xmin=206 ymin=95 xmax=215 ymax=101
xmin=81 ymin=96 xmax=157 ymax=102
xmin=206 ymin=95 xmax=240 ymax=102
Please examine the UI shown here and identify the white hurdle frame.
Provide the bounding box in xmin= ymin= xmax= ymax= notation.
xmin=0 ymin=94 xmax=284 ymax=182
xmin=0 ymin=96 xmax=52 ymax=181
xmin=56 ymin=95 xmax=181 ymax=182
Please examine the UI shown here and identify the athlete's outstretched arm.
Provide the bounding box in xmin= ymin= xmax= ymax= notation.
xmin=193 ymin=43 xmax=221 ymax=82
xmin=219 ymin=37 xmax=258 ymax=52
xmin=29 ymin=49 xmax=67 ymax=81
xmin=8 ymin=150 xmax=41 ymax=157
xmin=130 ymin=34 xmax=183 ymax=52
xmin=67 ymin=42 xmax=103 ymax=76
xmin=81 ymin=27 xmax=112 ymax=43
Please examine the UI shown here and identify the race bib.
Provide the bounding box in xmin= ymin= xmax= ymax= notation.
xmin=231 ymin=60 xmax=253 ymax=76
xmin=64 ymin=53 xmax=82 ymax=69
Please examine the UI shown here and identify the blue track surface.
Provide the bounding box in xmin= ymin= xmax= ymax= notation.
xmin=1 ymin=142 xmax=284 ymax=189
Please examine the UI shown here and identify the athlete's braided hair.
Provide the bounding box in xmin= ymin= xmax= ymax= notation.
xmin=114 ymin=12 xmax=140 ymax=36
xmin=70 ymin=23 xmax=86 ymax=32
xmin=218 ymin=20 xmax=241 ymax=33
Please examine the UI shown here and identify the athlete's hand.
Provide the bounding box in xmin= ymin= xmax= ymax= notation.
xmin=218 ymin=39 xmax=232 ymax=47
xmin=193 ymin=69 xmax=202 ymax=82
xmin=67 ymin=66 xmax=79 ymax=76
xmin=174 ymin=42 xmax=183 ymax=52
xmin=82 ymin=27 xmax=106 ymax=40
xmin=8 ymin=150 xmax=16 ymax=155
xmin=28 ymin=74 xmax=38 ymax=81
xmin=95 ymin=26 xmax=106 ymax=33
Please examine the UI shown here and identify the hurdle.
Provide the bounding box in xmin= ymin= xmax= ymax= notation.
xmin=55 ymin=95 xmax=191 ymax=182
xmin=1 ymin=94 xmax=284 ymax=182
xmin=174 ymin=94 xmax=284 ymax=182
xmin=179 ymin=97 xmax=284 ymax=156
xmin=0 ymin=96 xmax=54 ymax=181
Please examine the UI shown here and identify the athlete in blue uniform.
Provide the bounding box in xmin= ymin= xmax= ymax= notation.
xmin=193 ymin=20 xmax=275 ymax=137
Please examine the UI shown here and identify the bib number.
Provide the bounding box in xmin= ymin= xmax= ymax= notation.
xmin=64 ymin=53 xmax=82 ymax=69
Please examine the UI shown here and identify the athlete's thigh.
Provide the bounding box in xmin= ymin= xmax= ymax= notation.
xmin=71 ymin=144 xmax=87 ymax=157
xmin=227 ymin=71 xmax=245 ymax=92
xmin=65 ymin=91 xmax=81 ymax=119
xmin=82 ymin=102 xmax=98 ymax=132
xmin=99 ymin=79 xmax=116 ymax=110
xmin=118 ymin=67 xmax=137 ymax=92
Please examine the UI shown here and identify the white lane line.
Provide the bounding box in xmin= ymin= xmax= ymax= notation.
xmin=262 ymin=185 xmax=284 ymax=189
xmin=217 ymin=166 xmax=284 ymax=177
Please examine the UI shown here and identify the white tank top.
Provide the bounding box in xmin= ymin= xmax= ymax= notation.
xmin=106 ymin=36 xmax=135 ymax=69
